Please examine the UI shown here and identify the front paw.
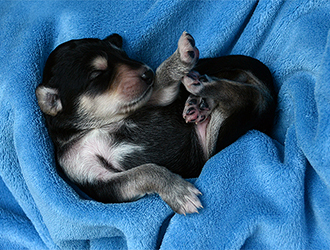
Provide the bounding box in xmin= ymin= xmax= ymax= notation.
xmin=160 ymin=175 xmax=203 ymax=215
xmin=178 ymin=31 xmax=199 ymax=66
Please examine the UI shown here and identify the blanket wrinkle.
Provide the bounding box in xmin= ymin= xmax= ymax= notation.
xmin=1 ymin=0 xmax=330 ymax=249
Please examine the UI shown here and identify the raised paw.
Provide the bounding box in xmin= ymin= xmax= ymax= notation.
xmin=182 ymin=71 xmax=208 ymax=95
xmin=160 ymin=175 xmax=203 ymax=215
xmin=178 ymin=32 xmax=199 ymax=66
xmin=183 ymin=95 xmax=212 ymax=124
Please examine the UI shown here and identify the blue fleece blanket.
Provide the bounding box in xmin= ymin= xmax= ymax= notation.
xmin=1 ymin=0 xmax=330 ymax=249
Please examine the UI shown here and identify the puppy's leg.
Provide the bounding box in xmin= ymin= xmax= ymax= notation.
xmin=84 ymin=164 xmax=202 ymax=215
xmin=182 ymin=70 xmax=265 ymax=113
xmin=148 ymin=31 xmax=199 ymax=106
xmin=60 ymin=140 xmax=203 ymax=214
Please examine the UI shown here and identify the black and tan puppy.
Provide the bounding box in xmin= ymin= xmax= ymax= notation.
xmin=36 ymin=32 xmax=275 ymax=215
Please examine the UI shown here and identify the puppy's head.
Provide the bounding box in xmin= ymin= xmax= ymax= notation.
xmin=36 ymin=34 xmax=154 ymax=127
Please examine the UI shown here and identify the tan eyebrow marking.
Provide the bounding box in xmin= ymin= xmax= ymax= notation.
xmin=92 ymin=56 xmax=108 ymax=70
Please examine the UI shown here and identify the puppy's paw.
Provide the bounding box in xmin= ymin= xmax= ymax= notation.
xmin=182 ymin=71 xmax=206 ymax=95
xmin=175 ymin=185 xmax=203 ymax=215
xmin=178 ymin=32 xmax=199 ymax=66
xmin=160 ymin=176 xmax=203 ymax=215
xmin=183 ymin=95 xmax=212 ymax=124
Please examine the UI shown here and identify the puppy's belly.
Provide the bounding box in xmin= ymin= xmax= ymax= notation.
xmin=59 ymin=128 xmax=143 ymax=184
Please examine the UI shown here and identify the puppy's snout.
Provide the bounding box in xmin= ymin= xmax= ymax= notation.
xmin=141 ymin=69 xmax=154 ymax=85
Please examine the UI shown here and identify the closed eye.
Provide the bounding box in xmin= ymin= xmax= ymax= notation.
xmin=89 ymin=70 xmax=103 ymax=80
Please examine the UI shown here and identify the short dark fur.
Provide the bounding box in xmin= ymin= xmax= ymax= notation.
xmin=193 ymin=56 xmax=276 ymax=153
xmin=36 ymin=32 xmax=276 ymax=214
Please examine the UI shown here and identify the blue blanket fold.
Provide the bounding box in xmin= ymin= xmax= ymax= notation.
xmin=1 ymin=0 xmax=330 ymax=249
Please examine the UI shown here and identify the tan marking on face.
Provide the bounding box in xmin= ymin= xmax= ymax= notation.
xmin=77 ymin=63 xmax=153 ymax=126
xmin=92 ymin=56 xmax=108 ymax=70
xmin=78 ymin=90 xmax=122 ymax=117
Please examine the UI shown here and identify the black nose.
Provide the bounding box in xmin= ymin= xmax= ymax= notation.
xmin=141 ymin=69 xmax=154 ymax=85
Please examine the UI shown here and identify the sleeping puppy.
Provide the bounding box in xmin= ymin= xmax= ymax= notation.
xmin=36 ymin=32 xmax=275 ymax=215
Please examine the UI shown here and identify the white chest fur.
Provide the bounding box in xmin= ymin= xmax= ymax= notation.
xmin=59 ymin=128 xmax=143 ymax=184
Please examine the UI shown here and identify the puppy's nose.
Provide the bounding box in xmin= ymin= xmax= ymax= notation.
xmin=141 ymin=69 xmax=154 ymax=85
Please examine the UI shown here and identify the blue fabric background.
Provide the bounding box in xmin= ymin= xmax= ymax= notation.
xmin=1 ymin=0 xmax=330 ymax=249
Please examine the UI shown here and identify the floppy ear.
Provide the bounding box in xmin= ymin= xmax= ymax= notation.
xmin=35 ymin=85 xmax=62 ymax=116
xmin=104 ymin=33 xmax=123 ymax=48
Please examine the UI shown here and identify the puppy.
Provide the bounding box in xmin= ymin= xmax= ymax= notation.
xmin=36 ymin=32 xmax=275 ymax=215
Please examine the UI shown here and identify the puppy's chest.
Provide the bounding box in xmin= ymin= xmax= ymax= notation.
xmin=60 ymin=127 xmax=143 ymax=181
xmin=80 ymin=129 xmax=141 ymax=163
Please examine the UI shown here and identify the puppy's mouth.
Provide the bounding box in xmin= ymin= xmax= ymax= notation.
xmin=121 ymin=82 xmax=153 ymax=112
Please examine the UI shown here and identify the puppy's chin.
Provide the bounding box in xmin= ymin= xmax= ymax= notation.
xmin=119 ymin=83 xmax=153 ymax=113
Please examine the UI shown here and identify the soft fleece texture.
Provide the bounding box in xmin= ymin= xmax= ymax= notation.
xmin=1 ymin=0 xmax=330 ymax=249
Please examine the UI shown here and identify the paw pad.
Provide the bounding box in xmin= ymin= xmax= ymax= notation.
xmin=183 ymin=95 xmax=212 ymax=124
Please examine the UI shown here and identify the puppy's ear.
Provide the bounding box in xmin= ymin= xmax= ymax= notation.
xmin=35 ymin=85 xmax=62 ymax=116
xmin=104 ymin=33 xmax=123 ymax=48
